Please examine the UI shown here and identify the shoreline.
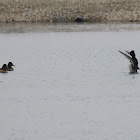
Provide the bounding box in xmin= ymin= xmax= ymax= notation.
xmin=1 ymin=0 xmax=140 ymax=23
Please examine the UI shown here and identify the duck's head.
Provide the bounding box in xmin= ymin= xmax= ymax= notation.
xmin=130 ymin=50 xmax=135 ymax=58
xmin=8 ymin=62 xmax=14 ymax=67
xmin=2 ymin=64 xmax=8 ymax=71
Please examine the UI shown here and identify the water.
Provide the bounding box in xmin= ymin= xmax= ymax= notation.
xmin=0 ymin=23 xmax=140 ymax=140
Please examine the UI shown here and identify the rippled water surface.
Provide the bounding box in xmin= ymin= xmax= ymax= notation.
xmin=0 ymin=23 xmax=140 ymax=140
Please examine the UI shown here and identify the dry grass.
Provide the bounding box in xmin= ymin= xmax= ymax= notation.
xmin=0 ymin=0 xmax=140 ymax=23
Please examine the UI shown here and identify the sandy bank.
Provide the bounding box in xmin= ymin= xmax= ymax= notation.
xmin=1 ymin=0 xmax=140 ymax=23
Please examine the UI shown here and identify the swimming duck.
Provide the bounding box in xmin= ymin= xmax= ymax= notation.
xmin=8 ymin=62 xmax=14 ymax=71
xmin=119 ymin=50 xmax=139 ymax=73
xmin=0 ymin=64 xmax=8 ymax=73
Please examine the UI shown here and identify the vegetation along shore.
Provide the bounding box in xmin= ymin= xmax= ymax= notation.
xmin=1 ymin=0 xmax=140 ymax=23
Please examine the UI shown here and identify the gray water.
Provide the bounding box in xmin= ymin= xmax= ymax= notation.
xmin=0 ymin=23 xmax=140 ymax=140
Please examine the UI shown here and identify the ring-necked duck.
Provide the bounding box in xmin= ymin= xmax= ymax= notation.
xmin=119 ymin=50 xmax=139 ymax=73
xmin=0 ymin=64 xmax=8 ymax=73
xmin=8 ymin=62 xmax=14 ymax=71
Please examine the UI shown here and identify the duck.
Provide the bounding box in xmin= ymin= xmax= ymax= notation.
xmin=0 ymin=64 xmax=8 ymax=73
xmin=119 ymin=50 xmax=139 ymax=73
xmin=7 ymin=62 xmax=14 ymax=71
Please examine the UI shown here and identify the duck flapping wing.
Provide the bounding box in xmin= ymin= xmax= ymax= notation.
xmin=118 ymin=50 xmax=135 ymax=66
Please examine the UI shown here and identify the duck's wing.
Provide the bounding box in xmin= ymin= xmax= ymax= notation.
xmin=125 ymin=50 xmax=130 ymax=55
xmin=118 ymin=50 xmax=132 ymax=62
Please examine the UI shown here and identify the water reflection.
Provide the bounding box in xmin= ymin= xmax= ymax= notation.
xmin=0 ymin=22 xmax=140 ymax=33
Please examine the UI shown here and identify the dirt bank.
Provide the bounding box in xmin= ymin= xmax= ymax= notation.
xmin=0 ymin=0 xmax=140 ymax=23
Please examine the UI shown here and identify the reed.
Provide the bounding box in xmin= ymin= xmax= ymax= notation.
xmin=0 ymin=0 xmax=140 ymax=23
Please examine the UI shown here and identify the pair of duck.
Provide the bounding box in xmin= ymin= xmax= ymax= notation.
xmin=0 ymin=62 xmax=14 ymax=73
xmin=119 ymin=50 xmax=139 ymax=73
xmin=1 ymin=52 xmax=137 ymax=73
